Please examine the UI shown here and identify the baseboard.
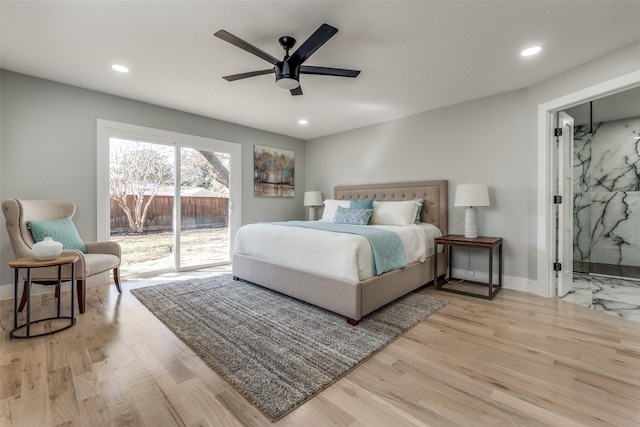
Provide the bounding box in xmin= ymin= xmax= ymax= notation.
xmin=0 ymin=272 xmax=109 ymax=300
xmin=449 ymin=268 xmax=546 ymax=297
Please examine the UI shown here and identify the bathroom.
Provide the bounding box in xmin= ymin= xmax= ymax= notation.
xmin=560 ymin=86 xmax=640 ymax=323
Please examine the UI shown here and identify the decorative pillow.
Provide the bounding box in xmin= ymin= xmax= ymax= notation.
xmin=27 ymin=217 xmax=88 ymax=253
xmin=371 ymin=200 xmax=420 ymax=226
xmin=320 ymin=199 xmax=350 ymax=222
xmin=349 ymin=198 xmax=374 ymax=210
xmin=333 ymin=206 xmax=372 ymax=225
xmin=414 ymin=198 xmax=424 ymax=223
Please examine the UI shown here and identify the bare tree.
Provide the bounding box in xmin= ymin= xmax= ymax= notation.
xmin=110 ymin=145 xmax=173 ymax=233
xmin=182 ymin=150 xmax=229 ymax=191
xmin=197 ymin=150 xmax=229 ymax=188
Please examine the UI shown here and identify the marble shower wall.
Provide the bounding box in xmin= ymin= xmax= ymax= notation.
xmin=573 ymin=117 xmax=640 ymax=269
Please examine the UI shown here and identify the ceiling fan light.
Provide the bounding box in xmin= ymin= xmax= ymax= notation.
xmin=276 ymin=77 xmax=299 ymax=90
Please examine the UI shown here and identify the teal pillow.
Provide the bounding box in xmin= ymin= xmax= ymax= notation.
xmin=27 ymin=217 xmax=88 ymax=253
xmin=415 ymin=198 xmax=424 ymax=223
xmin=333 ymin=206 xmax=373 ymax=225
xmin=350 ymin=198 xmax=374 ymax=210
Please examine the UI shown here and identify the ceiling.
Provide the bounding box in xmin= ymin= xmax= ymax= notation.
xmin=2 ymin=1 xmax=640 ymax=140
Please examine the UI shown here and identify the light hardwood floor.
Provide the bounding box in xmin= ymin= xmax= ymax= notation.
xmin=1 ymin=270 xmax=640 ymax=426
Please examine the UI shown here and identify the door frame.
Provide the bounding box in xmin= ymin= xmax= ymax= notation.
xmin=96 ymin=120 xmax=241 ymax=271
xmin=537 ymin=69 xmax=640 ymax=297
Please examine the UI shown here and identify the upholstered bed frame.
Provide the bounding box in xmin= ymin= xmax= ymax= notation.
xmin=232 ymin=180 xmax=448 ymax=324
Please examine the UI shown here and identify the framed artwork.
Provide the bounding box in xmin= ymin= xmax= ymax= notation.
xmin=253 ymin=145 xmax=295 ymax=197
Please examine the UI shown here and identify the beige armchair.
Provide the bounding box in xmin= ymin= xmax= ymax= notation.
xmin=2 ymin=199 xmax=121 ymax=313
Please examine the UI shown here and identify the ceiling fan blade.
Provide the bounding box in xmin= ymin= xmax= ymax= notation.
xmin=300 ymin=66 xmax=360 ymax=78
xmin=290 ymin=86 xmax=303 ymax=96
xmin=222 ymin=69 xmax=274 ymax=81
xmin=214 ymin=30 xmax=280 ymax=65
xmin=289 ymin=23 xmax=338 ymax=66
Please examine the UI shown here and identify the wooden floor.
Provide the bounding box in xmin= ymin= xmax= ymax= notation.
xmin=2 ymin=270 xmax=640 ymax=426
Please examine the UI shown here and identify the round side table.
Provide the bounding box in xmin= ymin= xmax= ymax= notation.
xmin=9 ymin=255 xmax=79 ymax=339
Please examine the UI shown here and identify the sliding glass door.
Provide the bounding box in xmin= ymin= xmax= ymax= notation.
xmin=98 ymin=120 xmax=241 ymax=278
xmin=109 ymin=138 xmax=176 ymax=275
xmin=178 ymin=147 xmax=230 ymax=270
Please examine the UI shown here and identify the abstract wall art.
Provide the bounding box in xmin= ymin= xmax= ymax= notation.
xmin=254 ymin=145 xmax=295 ymax=197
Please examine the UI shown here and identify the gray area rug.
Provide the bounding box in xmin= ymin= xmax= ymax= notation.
xmin=131 ymin=274 xmax=447 ymax=422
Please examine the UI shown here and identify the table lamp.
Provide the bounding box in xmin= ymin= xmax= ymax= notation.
xmin=303 ymin=191 xmax=323 ymax=221
xmin=454 ymin=183 xmax=490 ymax=238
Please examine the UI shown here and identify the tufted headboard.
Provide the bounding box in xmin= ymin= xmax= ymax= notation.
xmin=334 ymin=180 xmax=448 ymax=235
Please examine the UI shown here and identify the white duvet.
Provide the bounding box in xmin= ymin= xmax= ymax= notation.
xmin=234 ymin=222 xmax=442 ymax=282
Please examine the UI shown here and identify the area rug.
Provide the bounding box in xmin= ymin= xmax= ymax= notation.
xmin=131 ymin=274 xmax=446 ymax=422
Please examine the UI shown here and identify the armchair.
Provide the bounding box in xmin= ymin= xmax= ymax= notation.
xmin=2 ymin=199 xmax=121 ymax=313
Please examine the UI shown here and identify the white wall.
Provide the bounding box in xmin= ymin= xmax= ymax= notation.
xmin=0 ymin=70 xmax=306 ymax=291
xmin=306 ymin=89 xmax=534 ymax=292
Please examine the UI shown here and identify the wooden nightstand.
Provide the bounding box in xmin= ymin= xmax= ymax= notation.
xmin=433 ymin=235 xmax=503 ymax=299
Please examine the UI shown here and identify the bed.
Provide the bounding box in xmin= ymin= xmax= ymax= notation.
xmin=232 ymin=180 xmax=448 ymax=324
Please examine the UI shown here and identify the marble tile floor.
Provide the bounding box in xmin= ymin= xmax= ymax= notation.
xmin=560 ymin=272 xmax=640 ymax=324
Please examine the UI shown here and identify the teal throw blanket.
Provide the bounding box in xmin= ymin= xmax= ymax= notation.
xmin=269 ymin=221 xmax=407 ymax=276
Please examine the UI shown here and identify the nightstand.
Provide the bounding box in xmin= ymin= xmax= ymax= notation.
xmin=433 ymin=235 xmax=503 ymax=299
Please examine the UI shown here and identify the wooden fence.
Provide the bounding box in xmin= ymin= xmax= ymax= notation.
xmin=110 ymin=195 xmax=228 ymax=233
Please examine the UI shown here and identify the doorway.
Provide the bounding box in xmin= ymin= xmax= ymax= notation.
xmin=539 ymin=73 xmax=640 ymax=321
xmin=556 ymin=107 xmax=640 ymax=323
xmin=97 ymin=120 xmax=241 ymax=278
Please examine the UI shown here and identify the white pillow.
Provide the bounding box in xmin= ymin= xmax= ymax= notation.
xmin=320 ymin=199 xmax=350 ymax=222
xmin=371 ymin=200 xmax=420 ymax=225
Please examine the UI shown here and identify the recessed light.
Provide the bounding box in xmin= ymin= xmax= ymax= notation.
xmin=111 ymin=64 xmax=129 ymax=73
xmin=298 ymin=119 xmax=308 ymax=125
xmin=521 ymin=46 xmax=542 ymax=57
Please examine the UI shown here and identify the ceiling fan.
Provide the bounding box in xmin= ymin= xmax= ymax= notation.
xmin=214 ymin=23 xmax=360 ymax=96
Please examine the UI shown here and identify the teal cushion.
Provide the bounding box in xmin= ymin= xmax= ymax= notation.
xmin=350 ymin=198 xmax=374 ymax=210
xmin=349 ymin=199 xmax=374 ymax=224
xmin=415 ymin=198 xmax=424 ymax=223
xmin=333 ymin=206 xmax=373 ymax=225
xmin=27 ymin=218 xmax=88 ymax=253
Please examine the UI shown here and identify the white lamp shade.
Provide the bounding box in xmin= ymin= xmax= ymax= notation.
xmin=454 ymin=183 xmax=490 ymax=207
xmin=304 ymin=191 xmax=323 ymax=207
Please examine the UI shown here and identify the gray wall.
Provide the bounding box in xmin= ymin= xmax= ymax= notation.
xmin=305 ymin=38 xmax=640 ymax=296
xmin=3 ymin=37 xmax=640 ymax=296
xmin=528 ymin=39 xmax=640 ymax=108
xmin=0 ymin=70 xmax=305 ymax=287
xmin=305 ymin=89 xmax=533 ymax=290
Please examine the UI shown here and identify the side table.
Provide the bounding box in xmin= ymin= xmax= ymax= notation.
xmin=9 ymin=255 xmax=79 ymax=338
xmin=433 ymin=235 xmax=503 ymax=300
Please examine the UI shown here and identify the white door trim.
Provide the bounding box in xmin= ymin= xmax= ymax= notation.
xmin=537 ymin=69 xmax=640 ymax=297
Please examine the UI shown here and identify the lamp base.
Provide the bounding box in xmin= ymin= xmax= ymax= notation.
xmin=464 ymin=207 xmax=478 ymax=238
xmin=308 ymin=206 xmax=318 ymax=221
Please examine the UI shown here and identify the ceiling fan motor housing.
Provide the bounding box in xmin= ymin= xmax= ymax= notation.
xmin=275 ymin=62 xmax=300 ymax=89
